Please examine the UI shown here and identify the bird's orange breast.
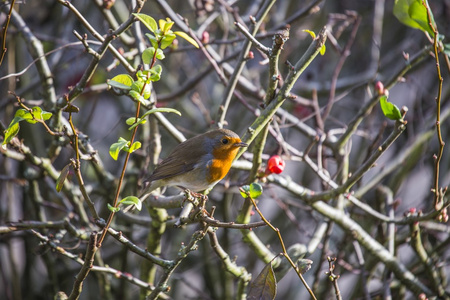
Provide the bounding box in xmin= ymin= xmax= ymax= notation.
xmin=207 ymin=146 xmax=240 ymax=183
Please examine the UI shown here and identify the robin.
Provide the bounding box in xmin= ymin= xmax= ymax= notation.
xmin=138 ymin=128 xmax=248 ymax=205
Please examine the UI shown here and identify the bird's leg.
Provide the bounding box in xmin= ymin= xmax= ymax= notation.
xmin=198 ymin=194 xmax=208 ymax=210
xmin=183 ymin=190 xmax=211 ymax=217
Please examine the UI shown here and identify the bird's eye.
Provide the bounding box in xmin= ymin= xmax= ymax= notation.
xmin=221 ymin=138 xmax=229 ymax=145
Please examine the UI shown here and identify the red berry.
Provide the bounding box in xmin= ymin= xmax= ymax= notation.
xmin=266 ymin=155 xmax=285 ymax=174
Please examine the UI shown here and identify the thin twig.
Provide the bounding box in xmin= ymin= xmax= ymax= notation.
xmin=241 ymin=189 xmax=317 ymax=300
xmin=0 ymin=0 xmax=16 ymax=66
xmin=423 ymin=1 xmax=447 ymax=216
xmin=68 ymin=232 xmax=98 ymax=300
xmin=216 ymin=0 xmax=277 ymax=128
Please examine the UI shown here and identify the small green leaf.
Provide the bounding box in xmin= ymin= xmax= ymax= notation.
xmin=56 ymin=164 xmax=71 ymax=192
xmin=41 ymin=111 xmax=52 ymax=121
xmin=30 ymin=107 xmax=43 ymax=122
xmin=142 ymin=47 xmax=156 ymax=65
xmin=163 ymin=19 xmax=174 ymax=33
xmin=15 ymin=109 xmax=30 ymax=119
xmin=149 ymin=65 xmax=163 ymax=82
xmin=124 ymin=141 xmax=141 ymax=153
xmin=159 ymin=19 xmax=167 ymax=33
xmin=25 ymin=106 xmax=52 ymax=123
xmin=155 ymin=48 xmax=165 ymax=60
xmin=320 ymin=44 xmax=326 ymax=56
xmin=128 ymin=118 xmax=147 ymax=131
xmin=146 ymin=34 xmax=159 ymax=48
xmin=119 ymin=196 xmax=142 ymax=211
xmin=248 ymin=262 xmax=277 ymax=300
xmin=131 ymin=80 xmax=144 ymax=92
xmin=249 ymin=183 xmax=263 ymax=199
xmin=141 ymin=107 xmax=181 ymax=119
xmin=393 ymin=0 xmax=435 ymax=36
xmin=20 ymin=107 xmax=38 ymax=124
xmin=108 ymin=74 xmax=134 ymax=90
xmin=240 ymin=185 xmax=250 ymax=198
xmin=109 ymin=137 xmax=129 ymax=160
xmin=380 ymin=96 xmax=402 ymax=120
xmin=129 ymin=90 xmax=141 ymax=101
xmin=174 ymin=31 xmax=199 ymax=48
xmin=107 ymin=203 xmax=120 ymax=213
xmin=133 ymin=13 xmax=157 ymax=33
xmin=302 ymin=29 xmax=316 ymax=39
xmin=136 ymin=70 xmax=147 ymax=81
xmin=142 ymin=84 xmax=151 ymax=100
xmin=2 ymin=116 xmax=22 ymax=147
xmin=160 ymin=33 xmax=176 ymax=50
xmin=126 ymin=117 xmax=137 ymax=126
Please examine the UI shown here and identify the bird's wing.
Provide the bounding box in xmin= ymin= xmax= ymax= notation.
xmin=147 ymin=141 xmax=208 ymax=182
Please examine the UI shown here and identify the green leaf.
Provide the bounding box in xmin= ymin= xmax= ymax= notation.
xmin=142 ymin=84 xmax=151 ymax=100
xmin=56 ymin=164 xmax=71 ymax=192
xmin=2 ymin=116 xmax=22 ymax=147
xmin=109 ymin=137 xmax=129 ymax=160
xmin=41 ymin=111 xmax=52 ymax=121
xmin=142 ymin=48 xmax=164 ymax=64
xmin=107 ymin=203 xmax=120 ymax=213
xmin=119 ymin=196 xmax=142 ymax=211
xmin=160 ymin=33 xmax=176 ymax=50
xmin=320 ymin=44 xmax=326 ymax=56
xmin=129 ymin=90 xmax=141 ymax=101
xmin=163 ymin=20 xmax=174 ymax=33
xmin=15 ymin=109 xmax=30 ymax=119
xmin=126 ymin=117 xmax=142 ymax=125
xmin=126 ymin=117 xmax=137 ymax=125
xmin=124 ymin=141 xmax=141 ymax=153
xmin=27 ymin=106 xmax=52 ymax=123
xmin=146 ymin=34 xmax=159 ymax=48
xmin=380 ymin=96 xmax=402 ymax=120
xmin=149 ymin=65 xmax=163 ymax=82
xmin=174 ymin=31 xmax=199 ymax=48
xmin=127 ymin=117 xmax=147 ymax=131
xmin=393 ymin=0 xmax=435 ymax=36
xmin=141 ymin=107 xmax=181 ymax=119
xmin=249 ymin=183 xmax=263 ymax=199
xmin=131 ymin=80 xmax=144 ymax=92
xmin=155 ymin=48 xmax=165 ymax=60
xmin=248 ymin=262 xmax=277 ymax=300
xmin=240 ymin=185 xmax=250 ymax=198
xmin=142 ymin=47 xmax=156 ymax=65
xmin=16 ymin=107 xmax=38 ymax=124
xmin=159 ymin=19 xmax=167 ymax=33
xmin=108 ymin=74 xmax=134 ymax=90
xmin=133 ymin=13 xmax=157 ymax=33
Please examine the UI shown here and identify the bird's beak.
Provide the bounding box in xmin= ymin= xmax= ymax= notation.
xmin=234 ymin=141 xmax=248 ymax=148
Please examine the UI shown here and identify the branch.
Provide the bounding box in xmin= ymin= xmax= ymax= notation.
xmin=6 ymin=7 xmax=57 ymax=108
xmin=0 ymin=0 xmax=16 ymax=66
xmin=68 ymin=232 xmax=98 ymax=300
xmin=216 ymin=0 xmax=277 ymax=128
xmin=237 ymin=27 xmax=327 ymax=157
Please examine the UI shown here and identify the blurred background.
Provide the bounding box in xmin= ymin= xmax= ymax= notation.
xmin=1 ymin=0 xmax=449 ymax=299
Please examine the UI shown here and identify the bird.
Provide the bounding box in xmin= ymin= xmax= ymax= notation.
xmin=138 ymin=128 xmax=248 ymax=206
